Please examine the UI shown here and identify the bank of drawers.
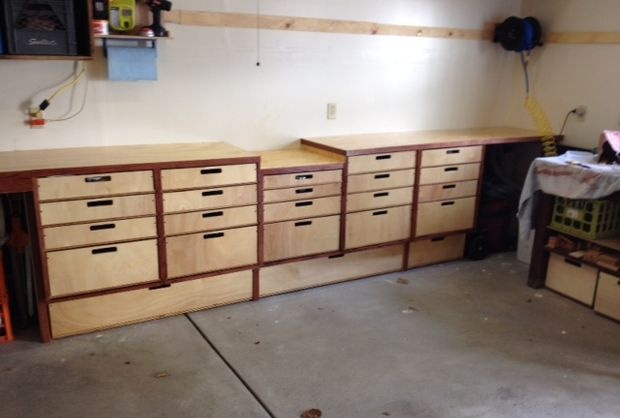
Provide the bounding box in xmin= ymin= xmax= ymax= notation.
xmin=415 ymin=146 xmax=482 ymax=237
xmin=263 ymin=170 xmax=342 ymax=262
xmin=37 ymin=171 xmax=158 ymax=298
xmin=345 ymin=151 xmax=415 ymax=249
xmin=162 ymin=164 xmax=258 ymax=278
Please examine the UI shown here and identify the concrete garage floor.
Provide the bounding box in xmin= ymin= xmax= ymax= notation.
xmin=1 ymin=254 xmax=620 ymax=418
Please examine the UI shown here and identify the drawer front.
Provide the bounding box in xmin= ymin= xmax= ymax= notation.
xmin=260 ymin=244 xmax=405 ymax=296
xmin=166 ymin=226 xmax=257 ymax=278
xmin=263 ymin=183 xmax=341 ymax=203
xmin=263 ymin=170 xmax=342 ymax=190
xmin=421 ymin=146 xmax=483 ymax=167
xmin=163 ymin=184 xmax=257 ymax=214
xmin=347 ymin=187 xmax=413 ymax=213
xmin=347 ymin=169 xmax=415 ymax=193
xmin=47 ymin=239 xmax=159 ymax=297
xmin=345 ymin=205 xmax=411 ymax=249
xmin=49 ymin=270 xmax=252 ymax=338
xmin=419 ymin=163 xmax=480 ymax=185
xmin=594 ymin=272 xmax=620 ymax=320
xmin=264 ymin=196 xmax=341 ymax=223
xmin=164 ymin=205 xmax=257 ymax=236
xmin=348 ymin=151 xmax=416 ymax=175
xmin=39 ymin=194 xmax=156 ymax=226
xmin=418 ymin=180 xmax=478 ymax=203
xmin=546 ymin=253 xmax=598 ymax=306
xmin=43 ymin=217 xmax=157 ymax=250
xmin=37 ymin=171 xmax=154 ymax=201
xmin=263 ymin=216 xmax=340 ymax=262
xmin=415 ymin=197 xmax=476 ymax=237
xmin=161 ymin=164 xmax=256 ymax=190
xmin=408 ymin=234 xmax=465 ymax=268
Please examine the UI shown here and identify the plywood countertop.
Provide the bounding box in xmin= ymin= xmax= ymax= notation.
xmin=301 ymin=127 xmax=546 ymax=155
xmin=0 ymin=142 xmax=259 ymax=174
xmin=259 ymin=147 xmax=345 ymax=172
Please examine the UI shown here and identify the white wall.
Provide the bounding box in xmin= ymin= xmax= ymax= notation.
xmin=0 ymin=0 xmax=521 ymax=152
xmin=506 ymin=0 xmax=620 ymax=149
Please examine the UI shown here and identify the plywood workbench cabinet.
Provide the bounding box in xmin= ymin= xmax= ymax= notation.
xmin=0 ymin=127 xmax=544 ymax=341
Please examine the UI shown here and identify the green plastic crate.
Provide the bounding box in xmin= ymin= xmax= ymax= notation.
xmin=550 ymin=197 xmax=620 ymax=239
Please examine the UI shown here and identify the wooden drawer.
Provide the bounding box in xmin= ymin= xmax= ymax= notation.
xmin=419 ymin=163 xmax=480 ymax=185
xmin=421 ymin=146 xmax=483 ymax=167
xmin=546 ymin=253 xmax=598 ymax=306
xmin=347 ymin=169 xmax=415 ymax=193
xmin=416 ymin=197 xmax=475 ymax=237
xmin=260 ymin=244 xmax=405 ymax=296
xmin=347 ymin=187 xmax=413 ymax=213
xmin=408 ymin=234 xmax=465 ymax=268
xmin=43 ymin=217 xmax=157 ymax=250
xmin=345 ymin=205 xmax=411 ymax=249
xmin=37 ymin=171 xmax=153 ymax=201
xmin=39 ymin=194 xmax=156 ymax=226
xmin=264 ymin=196 xmax=341 ymax=223
xmin=49 ymin=270 xmax=252 ymax=338
xmin=161 ymin=164 xmax=256 ymax=191
xmin=163 ymin=184 xmax=257 ymax=214
xmin=47 ymin=239 xmax=159 ymax=297
xmin=594 ymin=272 xmax=620 ymax=321
xmin=166 ymin=226 xmax=257 ymax=278
xmin=418 ymin=180 xmax=478 ymax=203
xmin=263 ymin=183 xmax=341 ymax=203
xmin=263 ymin=215 xmax=340 ymax=262
xmin=348 ymin=151 xmax=416 ymax=175
xmin=164 ymin=205 xmax=257 ymax=236
xmin=263 ymin=170 xmax=342 ymax=190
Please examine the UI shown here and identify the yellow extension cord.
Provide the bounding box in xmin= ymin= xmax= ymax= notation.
xmin=525 ymin=95 xmax=558 ymax=157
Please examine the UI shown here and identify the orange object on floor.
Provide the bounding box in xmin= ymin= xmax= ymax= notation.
xmin=0 ymin=249 xmax=14 ymax=344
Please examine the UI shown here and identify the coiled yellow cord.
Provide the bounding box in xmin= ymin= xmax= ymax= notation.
xmin=525 ymin=96 xmax=557 ymax=157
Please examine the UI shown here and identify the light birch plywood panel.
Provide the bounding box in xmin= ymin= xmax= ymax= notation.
xmin=263 ymin=170 xmax=342 ymax=190
xmin=162 ymin=184 xmax=257 ymax=213
xmin=417 ymin=180 xmax=478 ymax=203
xmin=347 ymin=169 xmax=415 ymax=193
xmin=264 ymin=196 xmax=341 ymax=223
xmin=49 ymin=270 xmax=253 ymax=338
xmin=418 ymin=163 xmax=480 ymax=185
xmin=348 ymin=151 xmax=416 ymax=175
xmin=420 ymin=146 xmax=482 ymax=167
xmin=345 ymin=205 xmax=411 ymax=249
xmin=47 ymin=239 xmax=159 ymax=297
xmin=408 ymin=234 xmax=465 ymax=268
xmin=346 ymin=187 xmax=413 ymax=213
xmin=546 ymin=253 xmax=598 ymax=306
xmin=37 ymin=171 xmax=154 ymax=201
xmin=43 ymin=217 xmax=157 ymax=250
xmin=263 ymin=183 xmax=341 ymax=203
xmin=260 ymin=244 xmax=405 ymax=296
xmin=594 ymin=272 xmax=620 ymax=321
xmin=161 ymin=164 xmax=256 ymax=191
xmin=416 ymin=197 xmax=475 ymax=237
xmin=164 ymin=205 xmax=257 ymax=236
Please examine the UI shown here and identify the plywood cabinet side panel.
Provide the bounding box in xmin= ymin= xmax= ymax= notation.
xmin=50 ymin=270 xmax=253 ymax=338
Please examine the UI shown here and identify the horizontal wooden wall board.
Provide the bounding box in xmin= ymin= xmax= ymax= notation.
xmin=166 ymin=10 xmax=495 ymax=41
xmin=166 ymin=10 xmax=620 ymax=45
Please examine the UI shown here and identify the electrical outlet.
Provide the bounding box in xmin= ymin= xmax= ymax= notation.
xmin=574 ymin=105 xmax=587 ymax=120
xmin=327 ymin=103 xmax=337 ymax=120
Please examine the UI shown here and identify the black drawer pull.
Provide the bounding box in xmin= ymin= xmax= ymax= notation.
xmin=431 ymin=237 xmax=446 ymax=242
xmin=89 ymin=223 xmax=116 ymax=231
xmin=204 ymin=232 xmax=225 ymax=239
xmin=294 ymin=220 xmax=313 ymax=227
xmin=92 ymin=246 xmax=117 ymax=255
xmin=374 ymin=192 xmax=389 ymax=198
xmin=441 ymin=201 xmax=455 ymax=206
xmin=85 ymin=175 xmax=111 ymax=183
xmin=328 ymin=254 xmax=345 ymax=259
xmin=444 ymin=167 xmax=459 ymax=172
xmin=149 ymin=284 xmax=171 ymax=291
xmin=295 ymin=174 xmax=314 ymax=180
xmin=374 ymin=173 xmax=390 ymax=179
xmin=200 ymin=168 xmax=222 ymax=175
xmin=375 ymin=155 xmax=392 ymax=160
xmin=296 ymin=188 xmax=314 ymax=194
xmin=87 ymin=199 xmax=113 ymax=207
xmin=202 ymin=190 xmax=224 ymax=197
xmin=202 ymin=211 xmax=224 ymax=218
xmin=295 ymin=201 xmax=313 ymax=207
xmin=442 ymin=184 xmax=456 ymax=189
xmin=373 ymin=210 xmax=388 ymax=216
xmin=564 ymin=258 xmax=582 ymax=268
xmin=446 ymin=149 xmax=460 ymax=154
